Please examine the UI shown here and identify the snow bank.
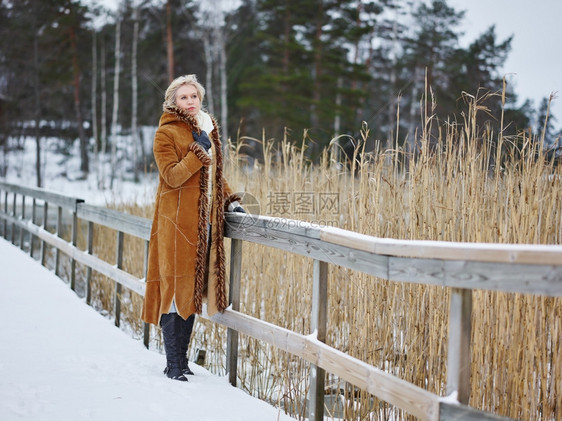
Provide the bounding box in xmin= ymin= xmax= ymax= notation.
xmin=0 ymin=237 xmax=296 ymax=421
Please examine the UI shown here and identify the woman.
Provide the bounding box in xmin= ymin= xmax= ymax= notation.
xmin=142 ymin=74 xmax=243 ymax=381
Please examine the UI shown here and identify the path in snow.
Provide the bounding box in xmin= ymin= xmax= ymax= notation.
xmin=0 ymin=237 xmax=296 ymax=421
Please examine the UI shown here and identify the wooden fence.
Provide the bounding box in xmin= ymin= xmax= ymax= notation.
xmin=1 ymin=180 xmax=561 ymax=421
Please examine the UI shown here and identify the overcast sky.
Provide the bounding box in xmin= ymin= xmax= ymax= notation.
xmin=448 ymin=0 xmax=562 ymax=129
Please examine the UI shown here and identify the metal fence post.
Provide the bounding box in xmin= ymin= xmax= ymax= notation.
xmin=227 ymin=238 xmax=242 ymax=387
xmin=446 ymin=288 xmax=473 ymax=404
xmin=309 ymin=259 xmax=328 ymax=421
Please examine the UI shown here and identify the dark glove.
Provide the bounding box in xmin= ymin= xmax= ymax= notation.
xmin=233 ymin=206 xmax=246 ymax=213
xmin=192 ymin=130 xmax=211 ymax=151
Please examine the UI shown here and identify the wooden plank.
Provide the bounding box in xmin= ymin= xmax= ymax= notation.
xmin=2 ymin=190 xmax=7 ymax=238
xmin=226 ymin=212 xmax=323 ymax=239
xmin=19 ymin=195 xmax=25 ymax=250
xmin=11 ymin=191 xmax=15 ymax=243
xmin=227 ymin=238 xmax=243 ymax=386
xmin=389 ymin=256 xmax=562 ymax=296
xmin=0 ymin=181 xmax=84 ymax=210
xmin=114 ymin=231 xmax=124 ymax=327
xmin=320 ymin=226 xmax=562 ymax=266
xmin=225 ymin=221 xmax=389 ymax=279
xmin=446 ymin=289 xmax=472 ymax=404
xmin=5 ymin=209 xmax=562 ymax=296
xmin=66 ymin=241 xmax=146 ymax=296
xmin=439 ymin=401 xmax=513 ymax=420
xmin=29 ymin=198 xmax=37 ymax=257
xmin=203 ymin=307 xmax=440 ymax=421
xmin=13 ymin=217 xmax=146 ymax=296
xmin=54 ymin=206 xmax=62 ymax=276
xmin=40 ymin=201 xmax=48 ymax=265
xmin=143 ymin=240 xmax=150 ymax=349
xmin=70 ymin=210 xmax=78 ymax=291
xmin=77 ymin=203 xmax=152 ymax=240
xmin=309 ymin=260 xmax=328 ymax=421
xmin=86 ymin=221 xmax=94 ymax=305
xmin=226 ymin=220 xmax=562 ymax=296
xmin=311 ymin=260 xmax=328 ymax=341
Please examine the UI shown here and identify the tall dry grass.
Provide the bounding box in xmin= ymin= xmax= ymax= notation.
xmin=217 ymin=90 xmax=561 ymax=420
xmin=87 ymin=90 xmax=561 ymax=420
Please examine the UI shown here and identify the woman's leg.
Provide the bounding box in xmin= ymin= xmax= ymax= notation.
xmin=177 ymin=314 xmax=196 ymax=375
xmin=160 ymin=313 xmax=187 ymax=381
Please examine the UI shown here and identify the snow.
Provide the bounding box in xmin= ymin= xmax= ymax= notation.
xmin=0 ymin=123 xmax=300 ymax=420
xmin=0 ymin=237 xmax=297 ymax=421
xmin=3 ymin=135 xmax=158 ymax=206
xmin=439 ymin=391 xmax=459 ymax=405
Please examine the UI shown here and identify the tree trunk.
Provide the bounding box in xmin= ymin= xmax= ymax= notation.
xmin=91 ymin=30 xmax=99 ymax=179
xmin=408 ymin=65 xmax=421 ymax=152
xmin=218 ymin=27 xmax=228 ymax=146
xmin=99 ymin=34 xmax=107 ymax=188
xmin=109 ymin=17 xmax=121 ymax=190
xmin=70 ymin=21 xmax=89 ymax=176
xmin=388 ymin=20 xmax=398 ymax=147
xmin=333 ymin=76 xmax=342 ymax=137
xmin=332 ymin=76 xmax=343 ymax=167
xmin=131 ymin=6 xmax=139 ymax=182
xmin=350 ymin=1 xmax=362 ymax=127
xmin=202 ymin=32 xmax=215 ymax=114
xmin=282 ymin=6 xmax=290 ymax=75
xmin=166 ymin=0 xmax=174 ymax=83
xmin=310 ymin=0 xmax=324 ymax=157
xmin=312 ymin=1 xmax=323 ymax=127
xmin=33 ymin=29 xmax=42 ymax=188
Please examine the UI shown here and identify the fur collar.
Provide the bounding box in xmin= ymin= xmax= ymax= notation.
xmin=162 ymin=103 xmax=217 ymax=135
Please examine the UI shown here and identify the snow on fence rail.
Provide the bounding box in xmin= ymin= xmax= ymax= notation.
xmin=1 ymin=180 xmax=561 ymax=421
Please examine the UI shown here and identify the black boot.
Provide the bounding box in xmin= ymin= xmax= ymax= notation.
xmin=160 ymin=313 xmax=187 ymax=381
xmin=177 ymin=314 xmax=195 ymax=376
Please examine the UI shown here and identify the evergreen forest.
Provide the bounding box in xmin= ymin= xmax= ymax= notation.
xmin=0 ymin=0 xmax=560 ymax=187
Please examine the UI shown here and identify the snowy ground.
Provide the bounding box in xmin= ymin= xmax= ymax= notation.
xmin=0 ymin=237 xmax=296 ymax=421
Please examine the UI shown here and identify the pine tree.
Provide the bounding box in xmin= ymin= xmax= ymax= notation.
xmin=64 ymin=0 xmax=91 ymax=176
xmin=451 ymin=24 xmax=530 ymax=138
xmin=131 ymin=3 xmax=140 ymax=182
xmin=537 ymin=96 xmax=558 ymax=148
xmin=0 ymin=0 xmax=545 ymax=173
xmin=348 ymin=0 xmax=407 ymax=145
xmin=0 ymin=0 xmax=91 ymax=185
xmin=231 ymin=0 xmax=383 ymax=155
xmin=401 ymin=0 xmax=464 ymax=144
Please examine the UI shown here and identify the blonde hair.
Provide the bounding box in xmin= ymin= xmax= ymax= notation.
xmin=163 ymin=74 xmax=205 ymax=108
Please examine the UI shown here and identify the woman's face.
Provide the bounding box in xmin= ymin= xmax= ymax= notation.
xmin=175 ymin=84 xmax=201 ymax=115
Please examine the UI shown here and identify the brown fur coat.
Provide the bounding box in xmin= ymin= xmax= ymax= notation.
xmin=141 ymin=104 xmax=239 ymax=325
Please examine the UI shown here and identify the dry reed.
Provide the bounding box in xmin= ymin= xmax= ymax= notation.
xmin=84 ymin=89 xmax=561 ymax=420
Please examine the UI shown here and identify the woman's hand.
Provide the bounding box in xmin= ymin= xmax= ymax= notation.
xmin=228 ymin=201 xmax=246 ymax=213
xmin=192 ymin=130 xmax=211 ymax=151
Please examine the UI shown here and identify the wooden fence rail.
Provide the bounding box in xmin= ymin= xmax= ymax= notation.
xmin=1 ymin=180 xmax=561 ymax=421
